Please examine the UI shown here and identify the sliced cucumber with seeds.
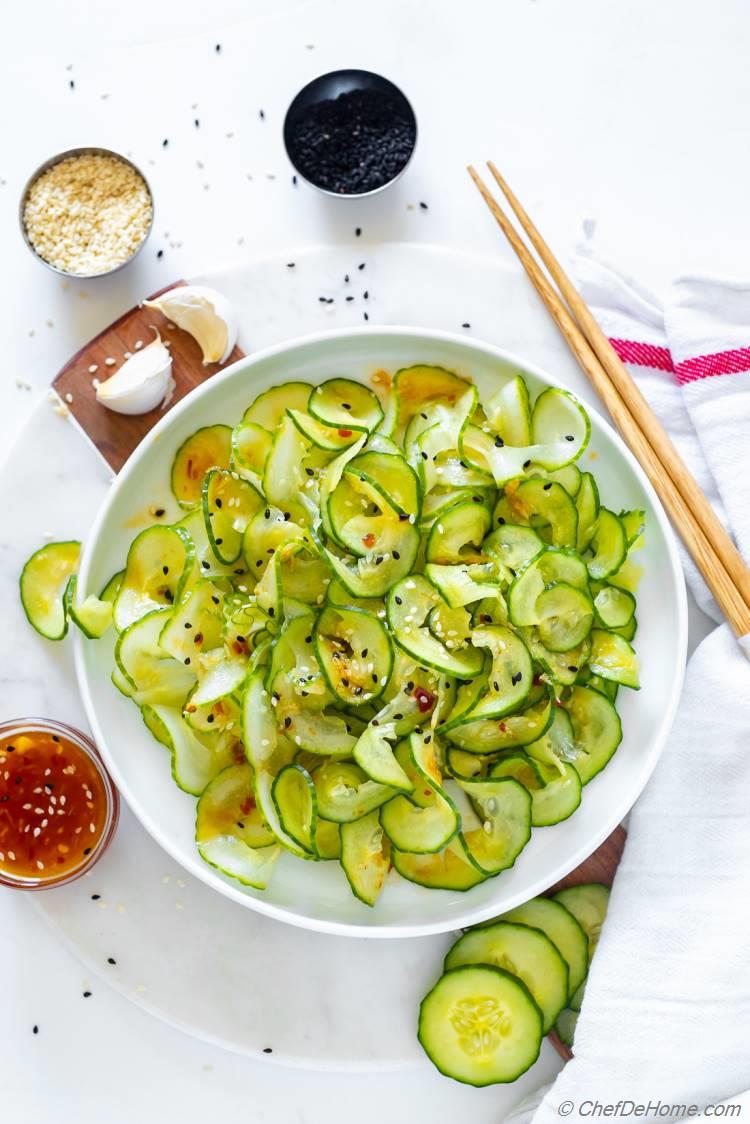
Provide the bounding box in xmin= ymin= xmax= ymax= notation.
xmin=314 ymin=604 xmax=392 ymax=706
xmin=445 ymin=692 xmax=553 ymax=753
xmin=242 ymin=381 xmax=312 ymax=430
xmin=171 ymin=424 xmax=232 ymax=508
xmin=272 ymin=763 xmax=319 ymax=856
xmin=114 ymin=524 xmax=195 ymax=631
xmin=312 ymin=760 xmax=394 ymax=822
xmin=484 ymin=375 xmax=532 ymax=446
xmin=483 ymin=523 xmax=544 ymax=573
xmin=564 ymin=685 xmax=622 ymax=784
xmin=202 ymin=469 xmax=263 ymax=564
xmin=593 ymin=585 xmax=635 ymax=629
xmin=380 ymin=734 xmax=460 ymax=854
xmin=20 ymin=540 xmax=80 ymax=640
xmin=508 ymin=547 xmax=588 ymax=629
xmin=496 ymin=896 xmax=589 ymax=998
xmin=387 ymin=574 xmax=484 ymax=678
xmin=231 ymin=420 xmax=272 ymax=484
xmin=308 ymin=377 xmax=384 ymax=433
xmin=444 ymin=921 xmax=568 ymax=1033
xmin=340 ymin=808 xmax=390 ymax=906
xmin=426 ymin=500 xmax=491 ymax=563
xmin=344 ymin=450 xmax=421 ymax=517
xmin=587 ymin=508 xmax=627 ymax=580
xmin=418 ymin=965 xmax=543 ymax=1086
xmin=457 ymin=776 xmax=532 ymax=876
xmin=535 ymin=583 xmax=594 ymax=653
xmin=589 ymin=629 xmax=640 ymax=689
xmin=490 ymin=754 xmax=582 ymax=828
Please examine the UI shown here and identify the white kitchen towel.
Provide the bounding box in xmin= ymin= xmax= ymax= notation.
xmin=520 ymin=258 xmax=750 ymax=1121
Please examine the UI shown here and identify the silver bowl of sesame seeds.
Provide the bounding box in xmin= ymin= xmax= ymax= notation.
xmin=19 ymin=146 xmax=154 ymax=279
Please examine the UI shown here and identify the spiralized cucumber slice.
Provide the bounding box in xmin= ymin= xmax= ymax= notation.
xmin=589 ymin=629 xmax=640 ymax=689
xmin=114 ymin=525 xmax=195 ymax=631
xmin=483 ymin=523 xmax=544 ymax=573
xmin=465 ymin=625 xmax=533 ymax=720
xmin=323 ymin=523 xmax=420 ymax=599
xmin=272 ymin=763 xmax=319 ymax=856
xmin=457 ymin=776 xmax=532 ymax=875
xmin=308 ymin=378 xmax=384 ymax=434
xmin=20 ymin=540 xmax=80 ymax=640
xmin=445 ymin=692 xmax=553 ymax=753
xmin=564 ymin=685 xmax=623 ymax=784
xmin=593 ymin=585 xmax=635 ymax=629
xmin=426 ymin=499 xmax=491 ymax=564
xmin=424 ymin=562 xmax=500 ymax=610
xmin=196 ymin=762 xmax=276 ymax=851
xmin=242 ymin=381 xmax=312 ymax=430
xmin=535 ymin=583 xmax=594 ymax=653
xmin=394 ymin=364 xmax=475 ymax=427
xmin=287 ymin=408 xmax=358 ymax=452
xmin=99 ymin=569 xmax=124 ymax=605
xmin=314 ymin=605 xmax=393 ymax=706
xmin=392 ymin=836 xmax=486 ymax=890
xmin=576 ymin=472 xmax=600 ymax=552
xmin=444 ymin=920 xmax=569 ymax=1033
xmin=340 ymin=809 xmax=390 ymax=906
xmin=150 ymin=704 xmax=235 ymax=795
xmin=587 ymin=508 xmax=627 ymax=580
xmin=64 ymin=574 xmax=113 ymax=639
xmin=418 ymin=965 xmax=543 ymax=1086
xmin=530 ymin=387 xmax=591 ymax=468
xmin=312 ymin=760 xmax=394 ymax=823
xmin=263 ymin=414 xmax=310 ymax=526
xmin=380 ymin=734 xmax=460 ymax=854
xmin=353 ymin=723 xmax=413 ymax=792
xmin=159 ymin=579 xmax=224 ymax=663
xmin=171 ymin=424 xmax=232 ymax=508
xmin=484 ymin=375 xmax=532 ymax=446
xmin=202 ymin=469 xmax=263 ymax=564
xmin=344 ymin=451 xmax=421 ymax=518
xmin=508 ymin=479 xmax=578 ymax=549
xmin=231 ymin=421 xmax=272 ymax=485
xmin=387 ymin=574 xmax=484 ymax=678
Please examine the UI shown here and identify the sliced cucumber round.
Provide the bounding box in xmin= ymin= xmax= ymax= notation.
xmin=308 ymin=378 xmax=384 ymax=434
xmin=444 ymin=920 xmax=568 ymax=1033
xmin=387 ymin=574 xmax=484 ymax=678
xmin=564 ymin=685 xmax=622 ymax=784
xmin=458 ymin=776 xmax=532 ymax=875
xmin=20 ymin=540 xmax=80 ymax=640
xmin=272 ymin=763 xmax=318 ymax=856
xmin=496 ymin=896 xmax=589 ymax=997
xmin=418 ymin=965 xmax=543 ymax=1086
xmin=314 ymin=604 xmax=393 ymax=706
xmin=553 ymin=882 xmax=611 ymax=958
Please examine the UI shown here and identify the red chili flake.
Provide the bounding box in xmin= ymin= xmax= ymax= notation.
xmin=498 ymin=722 xmax=508 ymax=732
xmin=414 ymin=687 xmax=435 ymax=713
xmin=533 ymin=675 xmax=543 ymax=687
xmin=362 ymin=532 xmax=376 ymax=548
xmin=239 ymin=795 xmax=256 ymax=815
xmin=338 ymin=428 xmax=353 ymax=437
xmin=554 ymin=698 xmax=563 ymax=708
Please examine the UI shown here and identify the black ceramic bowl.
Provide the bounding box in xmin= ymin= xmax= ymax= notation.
xmin=283 ymin=69 xmax=417 ymax=197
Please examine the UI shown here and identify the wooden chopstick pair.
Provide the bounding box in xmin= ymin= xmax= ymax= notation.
xmin=468 ymin=162 xmax=750 ymax=639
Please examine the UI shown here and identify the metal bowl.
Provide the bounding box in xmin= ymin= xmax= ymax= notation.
xmin=19 ymin=145 xmax=154 ymax=279
xmin=283 ymin=69 xmax=417 ymax=198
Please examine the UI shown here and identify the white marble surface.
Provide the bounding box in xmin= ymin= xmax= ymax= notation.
xmin=1 ymin=0 xmax=731 ymax=1120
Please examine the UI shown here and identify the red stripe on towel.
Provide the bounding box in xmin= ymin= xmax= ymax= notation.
xmin=609 ymin=338 xmax=675 ymax=373
xmin=674 ymin=346 xmax=750 ymax=385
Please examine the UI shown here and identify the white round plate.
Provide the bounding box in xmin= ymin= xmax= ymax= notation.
xmin=74 ymin=324 xmax=687 ymax=938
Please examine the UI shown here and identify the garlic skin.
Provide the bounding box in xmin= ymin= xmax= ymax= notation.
xmin=96 ymin=335 xmax=174 ymax=415
xmin=144 ymin=285 xmax=238 ymax=365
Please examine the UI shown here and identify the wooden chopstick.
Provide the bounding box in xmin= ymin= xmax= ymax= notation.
xmin=467 ymin=164 xmax=750 ymax=638
xmin=484 ymin=161 xmax=750 ymax=616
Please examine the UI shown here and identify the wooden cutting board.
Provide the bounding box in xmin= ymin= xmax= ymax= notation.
xmin=53 ymin=282 xmax=245 ymax=472
xmin=51 ymin=283 xmax=626 ymax=1061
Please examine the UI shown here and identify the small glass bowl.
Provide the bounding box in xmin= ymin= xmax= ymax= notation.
xmin=19 ymin=146 xmax=154 ymax=278
xmin=0 ymin=718 xmax=119 ymax=891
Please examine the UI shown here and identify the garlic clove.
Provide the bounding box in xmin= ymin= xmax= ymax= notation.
xmin=96 ymin=334 xmax=173 ymax=415
xmin=143 ymin=284 xmax=238 ymax=366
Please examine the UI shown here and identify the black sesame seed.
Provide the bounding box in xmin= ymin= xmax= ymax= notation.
xmin=399 ymin=512 xmax=409 ymax=521
xmin=565 ymin=434 xmax=575 ymax=442
xmin=358 ymin=263 xmax=365 ymax=271
xmin=264 ymin=509 xmax=270 ymax=519
xmin=523 ymin=459 xmax=531 ymax=469
xmin=395 ymin=596 xmax=402 ymax=605
xmin=568 ymin=666 xmax=579 ymax=673
xmin=156 ymin=250 xmax=164 ymax=260
xmin=342 ymin=402 xmax=351 ymax=410
xmin=305 ymin=467 xmax=314 ymax=476
xmin=259 ymin=109 xmax=265 ymax=120
xmin=287 ymin=262 xmax=295 ymax=269
xmin=207 ymin=714 xmax=215 ymax=724
xmin=305 ymin=635 xmax=312 ymax=644
xmin=215 ymin=43 xmax=222 ymax=52
xmin=215 ymin=497 xmax=223 ymax=508
xmin=421 ymin=451 xmax=428 ymax=460
xmin=201 ymin=560 xmax=210 ymax=569
xmin=363 ymin=311 xmax=369 ymax=321
xmin=33 ymin=1025 xmax=39 ymax=1034
xmin=184 ymin=657 xmax=191 ymax=665
xmin=83 ymin=991 xmax=92 ymax=998
xmin=268 ymin=607 xmax=275 ymax=618
xmin=511 ymin=672 xmax=522 ymax=685
xmin=494 ymin=681 xmax=500 ymax=691
xmin=6 ymin=745 xmax=15 ymax=753
xmin=91 ymin=894 xmax=100 ymax=901
xmin=355 ymin=227 xmax=362 ymax=237
xmin=393 ymin=550 xmax=400 ymax=560
xmin=184 ymin=622 xmax=192 ymax=629
xmin=346 ymin=296 xmax=355 ymax=302
xmin=372 ymin=673 xmax=378 ymax=683
xmin=162 ymin=138 xmax=169 ymax=148
xmin=83 ymin=847 xmax=91 ymax=855
xmin=52 ymin=735 xmax=60 ymax=743
xmin=263 ymin=1047 xmax=272 ymax=1054
xmin=498 ymin=516 xmax=506 ymax=525
xmin=372 ymin=719 xmax=379 ymax=726
xmin=424 ymin=734 xmax=431 ymax=744
xmin=494 ymin=437 xmax=504 ymax=448
xmin=69 ymin=80 xmax=75 ymax=89
xmin=394 ymin=713 xmax=403 ymax=721
xmin=215 ymin=537 xmax=223 ymax=545
xmin=194 ymin=119 xmax=200 ymax=128
xmin=292 ymin=175 xmax=298 ymax=185
xmin=462 ymin=323 xmax=471 ymax=329
xmin=284 ymin=716 xmax=292 ymax=728
xmin=420 ymin=202 xmax=428 ymax=210
xmin=344 ymin=274 xmax=350 ymax=283
xmin=107 ymin=957 xmax=116 ymax=965
xmin=211 ymin=596 xmax=219 ymax=605
xmin=363 ymin=291 xmax=369 ymax=300
xmin=543 ymin=483 xmax=552 ymax=491
xmin=375 ymin=555 xmax=383 ymax=565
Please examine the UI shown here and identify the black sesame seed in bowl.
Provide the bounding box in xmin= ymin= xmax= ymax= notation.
xmin=283 ymin=69 xmax=417 ymax=197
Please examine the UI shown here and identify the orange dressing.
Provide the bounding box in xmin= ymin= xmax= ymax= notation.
xmin=0 ymin=729 xmax=108 ymax=882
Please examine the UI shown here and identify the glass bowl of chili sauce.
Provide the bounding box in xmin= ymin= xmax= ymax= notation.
xmin=0 ymin=719 xmax=119 ymax=890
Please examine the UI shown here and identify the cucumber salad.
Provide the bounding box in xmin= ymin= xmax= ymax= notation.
xmin=20 ymin=364 xmax=643 ymax=906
